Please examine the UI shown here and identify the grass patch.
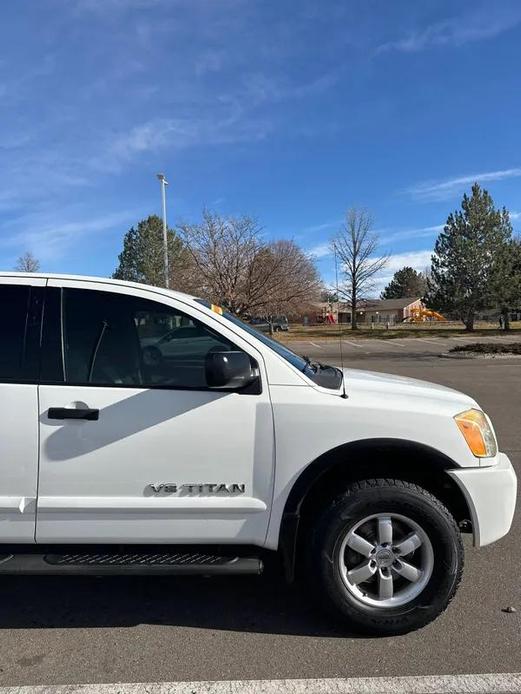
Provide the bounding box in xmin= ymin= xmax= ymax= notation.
xmin=450 ymin=342 xmax=521 ymax=355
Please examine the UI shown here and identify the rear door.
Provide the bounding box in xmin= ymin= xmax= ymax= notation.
xmin=36 ymin=280 xmax=275 ymax=545
xmin=0 ymin=276 xmax=45 ymax=542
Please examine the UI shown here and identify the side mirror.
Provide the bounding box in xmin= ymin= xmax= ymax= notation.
xmin=205 ymin=350 xmax=257 ymax=389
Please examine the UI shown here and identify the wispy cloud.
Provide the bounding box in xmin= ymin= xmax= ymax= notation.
xmin=308 ymin=242 xmax=332 ymax=259
xmin=406 ymin=168 xmax=521 ymax=202
xmin=73 ymin=0 xmax=166 ymax=11
xmin=379 ymin=6 xmax=521 ymax=53
xmin=308 ymin=223 xmax=442 ymax=262
xmin=372 ymin=249 xmax=433 ymax=295
xmin=303 ymin=219 xmax=343 ymax=234
xmin=380 ymin=224 xmax=443 ymax=244
xmin=94 ymin=110 xmax=270 ymax=173
xmin=382 ymin=249 xmax=433 ymax=273
xmin=0 ymin=209 xmax=136 ymax=263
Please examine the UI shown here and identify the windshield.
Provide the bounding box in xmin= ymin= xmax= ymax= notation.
xmin=197 ymin=300 xmax=343 ymax=390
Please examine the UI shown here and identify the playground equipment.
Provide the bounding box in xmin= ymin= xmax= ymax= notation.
xmin=403 ymin=307 xmax=446 ymax=322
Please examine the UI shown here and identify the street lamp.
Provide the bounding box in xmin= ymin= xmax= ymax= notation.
xmin=156 ymin=173 xmax=169 ymax=289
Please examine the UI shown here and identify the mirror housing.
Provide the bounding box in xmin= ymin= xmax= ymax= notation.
xmin=205 ymin=350 xmax=257 ymax=390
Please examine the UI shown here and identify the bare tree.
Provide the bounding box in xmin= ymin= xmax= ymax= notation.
xmin=15 ymin=251 xmax=40 ymax=273
xmin=177 ymin=210 xmax=263 ymax=313
xmin=245 ymin=239 xmax=321 ymax=328
xmin=178 ymin=211 xmax=321 ymax=322
xmin=331 ymin=209 xmax=388 ymax=330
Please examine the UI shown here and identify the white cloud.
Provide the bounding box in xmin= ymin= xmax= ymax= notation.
xmin=74 ymin=0 xmax=165 ymax=10
xmin=379 ymin=6 xmax=521 ymax=53
xmin=406 ymin=168 xmax=521 ymax=202
xmin=308 ymin=242 xmax=331 ymax=259
xmin=380 ymin=224 xmax=443 ymax=245
xmin=308 ymin=225 xmax=441 ymax=267
xmin=371 ymin=249 xmax=433 ymax=296
xmin=382 ymin=249 xmax=433 ymax=273
xmin=0 ymin=210 xmax=136 ymax=263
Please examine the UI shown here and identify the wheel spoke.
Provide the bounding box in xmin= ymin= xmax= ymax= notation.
xmin=394 ymin=532 xmax=422 ymax=557
xmin=378 ymin=516 xmax=393 ymax=545
xmin=346 ymin=532 xmax=375 ymax=558
xmin=347 ymin=560 xmax=376 ymax=585
xmin=394 ymin=559 xmax=422 ymax=583
xmin=378 ymin=568 xmax=393 ymax=599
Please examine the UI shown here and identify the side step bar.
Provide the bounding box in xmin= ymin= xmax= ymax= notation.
xmin=0 ymin=552 xmax=263 ymax=576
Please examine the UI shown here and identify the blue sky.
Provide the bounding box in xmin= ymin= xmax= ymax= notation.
xmin=1 ymin=0 xmax=521 ymax=293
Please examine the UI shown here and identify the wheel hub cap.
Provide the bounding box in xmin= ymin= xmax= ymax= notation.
xmin=338 ymin=512 xmax=434 ymax=608
xmin=375 ymin=547 xmax=394 ymax=568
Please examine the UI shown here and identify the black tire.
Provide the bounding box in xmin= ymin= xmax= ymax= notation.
xmin=309 ymin=479 xmax=464 ymax=635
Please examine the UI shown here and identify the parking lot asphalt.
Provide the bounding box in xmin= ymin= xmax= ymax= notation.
xmin=282 ymin=331 xmax=521 ymax=361
xmin=0 ymin=340 xmax=520 ymax=687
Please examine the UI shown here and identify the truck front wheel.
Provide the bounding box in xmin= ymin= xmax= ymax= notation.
xmin=309 ymin=479 xmax=464 ymax=635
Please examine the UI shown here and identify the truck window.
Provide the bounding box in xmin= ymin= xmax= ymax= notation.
xmin=0 ymin=285 xmax=37 ymax=382
xmin=47 ymin=288 xmax=241 ymax=389
xmin=197 ymin=300 xmax=343 ymax=390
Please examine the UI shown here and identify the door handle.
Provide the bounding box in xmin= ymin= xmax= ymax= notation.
xmin=48 ymin=407 xmax=100 ymax=421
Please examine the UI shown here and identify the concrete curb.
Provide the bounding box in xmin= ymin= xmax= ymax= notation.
xmin=2 ymin=674 xmax=521 ymax=694
xmin=440 ymin=352 xmax=521 ymax=359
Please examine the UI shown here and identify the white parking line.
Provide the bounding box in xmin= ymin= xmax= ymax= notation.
xmin=417 ymin=338 xmax=442 ymax=344
xmin=308 ymin=341 xmax=324 ymax=349
xmin=5 ymin=673 xmax=521 ymax=694
xmin=343 ymin=340 xmax=363 ymax=347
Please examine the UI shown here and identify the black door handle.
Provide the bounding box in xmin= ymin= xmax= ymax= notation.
xmin=48 ymin=407 xmax=100 ymax=421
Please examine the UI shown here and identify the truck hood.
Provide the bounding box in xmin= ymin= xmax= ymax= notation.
xmin=343 ymin=368 xmax=477 ymax=409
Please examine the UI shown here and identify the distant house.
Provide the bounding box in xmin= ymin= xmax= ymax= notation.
xmin=338 ymin=298 xmax=424 ymax=325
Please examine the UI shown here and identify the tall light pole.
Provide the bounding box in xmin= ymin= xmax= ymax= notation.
xmin=156 ymin=173 xmax=169 ymax=288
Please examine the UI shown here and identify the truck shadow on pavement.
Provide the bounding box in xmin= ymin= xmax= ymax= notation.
xmin=0 ymin=571 xmax=361 ymax=638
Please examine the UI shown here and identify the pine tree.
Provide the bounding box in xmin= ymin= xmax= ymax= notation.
xmin=426 ymin=184 xmax=512 ymax=331
xmin=113 ymin=215 xmax=188 ymax=288
xmin=381 ymin=267 xmax=427 ymax=299
xmin=491 ymin=237 xmax=521 ymax=330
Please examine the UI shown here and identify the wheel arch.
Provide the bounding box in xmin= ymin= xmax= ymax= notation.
xmin=278 ymin=438 xmax=472 ymax=581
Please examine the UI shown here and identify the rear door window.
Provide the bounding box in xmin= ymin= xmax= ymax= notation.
xmin=0 ymin=284 xmax=41 ymax=382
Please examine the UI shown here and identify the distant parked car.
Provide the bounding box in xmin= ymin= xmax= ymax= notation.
xmin=250 ymin=315 xmax=289 ymax=333
xmin=141 ymin=323 xmax=230 ymax=366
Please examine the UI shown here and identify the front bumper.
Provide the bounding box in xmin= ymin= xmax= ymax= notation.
xmin=447 ymin=452 xmax=517 ymax=547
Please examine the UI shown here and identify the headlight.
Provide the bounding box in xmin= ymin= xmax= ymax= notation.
xmin=454 ymin=409 xmax=497 ymax=458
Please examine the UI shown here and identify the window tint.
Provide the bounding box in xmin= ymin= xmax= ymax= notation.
xmin=0 ymin=285 xmax=32 ymax=381
xmin=60 ymin=288 xmax=238 ymax=388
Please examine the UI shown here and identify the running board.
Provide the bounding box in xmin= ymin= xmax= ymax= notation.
xmin=0 ymin=551 xmax=263 ymax=576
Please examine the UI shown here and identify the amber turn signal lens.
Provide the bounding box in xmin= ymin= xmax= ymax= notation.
xmin=454 ymin=409 xmax=497 ymax=458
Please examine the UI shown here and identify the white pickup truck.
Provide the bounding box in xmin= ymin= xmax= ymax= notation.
xmin=0 ymin=273 xmax=516 ymax=634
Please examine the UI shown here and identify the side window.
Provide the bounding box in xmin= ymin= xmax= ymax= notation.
xmin=57 ymin=288 xmax=241 ymax=389
xmin=135 ymin=300 xmax=235 ymax=388
xmin=0 ymin=284 xmax=39 ymax=382
xmin=62 ymin=289 xmax=142 ymax=386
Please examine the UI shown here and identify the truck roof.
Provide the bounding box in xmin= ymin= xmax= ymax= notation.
xmin=0 ymin=271 xmax=198 ymax=303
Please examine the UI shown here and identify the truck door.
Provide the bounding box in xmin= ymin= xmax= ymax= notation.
xmin=0 ymin=277 xmax=45 ymax=542
xmin=36 ymin=280 xmax=274 ymax=545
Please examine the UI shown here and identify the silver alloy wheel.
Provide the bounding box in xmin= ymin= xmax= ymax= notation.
xmin=338 ymin=513 xmax=434 ymax=608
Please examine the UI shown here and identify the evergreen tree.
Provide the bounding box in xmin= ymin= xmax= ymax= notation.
xmin=491 ymin=237 xmax=521 ymax=330
xmin=113 ymin=215 xmax=188 ymax=288
xmin=381 ymin=266 xmax=427 ymax=299
xmin=426 ymin=184 xmax=512 ymax=331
